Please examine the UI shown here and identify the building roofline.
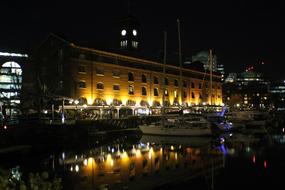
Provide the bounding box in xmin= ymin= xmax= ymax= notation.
xmin=70 ymin=44 xmax=221 ymax=79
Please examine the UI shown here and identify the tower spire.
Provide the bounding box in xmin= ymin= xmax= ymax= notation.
xmin=127 ymin=0 xmax=133 ymax=15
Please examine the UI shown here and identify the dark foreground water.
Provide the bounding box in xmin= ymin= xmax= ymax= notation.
xmin=1 ymin=129 xmax=285 ymax=190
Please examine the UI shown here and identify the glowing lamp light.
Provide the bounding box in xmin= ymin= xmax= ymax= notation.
xmin=75 ymin=165 xmax=79 ymax=172
xmin=264 ymin=160 xmax=267 ymax=169
xmin=86 ymin=98 xmax=92 ymax=105
xmin=136 ymin=149 xmax=141 ymax=158
xmin=83 ymin=159 xmax=88 ymax=166
xmin=106 ymin=97 xmax=113 ymax=105
xmin=74 ymin=100 xmax=79 ymax=105
xmin=252 ymin=155 xmax=256 ymax=164
xmin=4 ymin=126 xmax=7 ymax=130
xmin=282 ymin=128 xmax=284 ymax=133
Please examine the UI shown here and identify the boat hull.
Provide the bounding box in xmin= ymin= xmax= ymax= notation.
xmin=139 ymin=124 xmax=212 ymax=136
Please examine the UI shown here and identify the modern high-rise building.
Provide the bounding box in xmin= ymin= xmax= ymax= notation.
xmin=192 ymin=50 xmax=218 ymax=72
xmin=0 ymin=51 xmax=28 ymax=116
xmin=223 ymin=71 xmax=270 ymax=109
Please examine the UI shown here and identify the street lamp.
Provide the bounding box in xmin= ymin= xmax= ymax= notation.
xmin=74 ymin=100 xmax=79 ymax=120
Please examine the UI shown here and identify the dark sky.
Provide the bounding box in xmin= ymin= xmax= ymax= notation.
xmin=1 ymin=0 xmax=285 ymax=79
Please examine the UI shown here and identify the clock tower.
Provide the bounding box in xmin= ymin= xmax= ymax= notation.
xmin=119 ymin=15 xmax=140 ymax=51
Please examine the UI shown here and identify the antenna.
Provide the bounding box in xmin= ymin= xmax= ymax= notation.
xmin=127 ymin=0 xmax=133 ymax=15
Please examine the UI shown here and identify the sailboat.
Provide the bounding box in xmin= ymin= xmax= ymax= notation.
xmin=139 ymin=25 xmax=212 ymax=137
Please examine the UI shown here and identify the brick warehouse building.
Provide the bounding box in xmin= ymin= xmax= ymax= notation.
xmin=33 ymin=34 xmax=222 ymax=118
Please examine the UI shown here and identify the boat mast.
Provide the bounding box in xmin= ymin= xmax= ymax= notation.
xmin=162 ymin=31 xmax=167 ymax=115
xmin=177 ymin=19 xmax=183 ymax=108
xmin=209 ymin=49 xmax=213 ymax=105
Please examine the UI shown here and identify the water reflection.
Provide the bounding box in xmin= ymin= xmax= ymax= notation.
xmin=2 ymin=130 xmax=285 ymax=190
xmin=55 ymin=135 xmax=226 ymax=190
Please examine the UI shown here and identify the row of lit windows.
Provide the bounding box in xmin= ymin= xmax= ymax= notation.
xmin=78 ymin=81 xmax=220 ymax=99
xmin=77 ymin=67 xmax=220 ymax=89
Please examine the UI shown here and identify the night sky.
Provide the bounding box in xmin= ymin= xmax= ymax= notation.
xmin=1 ymin=1 xmax=284 ymax=79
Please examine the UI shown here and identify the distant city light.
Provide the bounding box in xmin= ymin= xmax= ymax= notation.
xmin=0 ymin=52 xmax=28 ymax=57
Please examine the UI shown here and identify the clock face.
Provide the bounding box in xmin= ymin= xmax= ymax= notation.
xmin=132 ymin=29 xmax=137 ymax=36
xmin=121 ymin=29 xmax=126 ymax=36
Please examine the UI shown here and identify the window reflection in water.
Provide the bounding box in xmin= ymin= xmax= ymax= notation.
xmin=57 ymin=138 xmax=225 ymax=189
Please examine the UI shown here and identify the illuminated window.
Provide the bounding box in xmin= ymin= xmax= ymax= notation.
xmin=174 ymin=79 xmax=179 ymax=87
xmin=174 ymin=90 xmax=178 ymax=98
xmin=154 ymin=76 xmax=159 ymax=84
xmin=154 ymin=88 xmax=159 ymax=96
xmin=141 ymin=74 xmax=147 ymax=83
xmin=164 ymin=89 xmax=169 ymax=96
xmin=132 ymin=41 xmax=138 ymax=48
xmin=78 ymin=81 xmax=86 ymax=88
xmin=141 ymin=87 xmax=147 ymax=96
xmin=129 ymin=85 xmax=134 ymax=95
xmin=121 ymin=40 xmax=128 ymax=48
xmin=97 ymin=82 xmax=104 ymax=90
xmin=128 ymin=72 xmax=134 ymax=81
xmin=0 ymin=61 xmax=23 ymax=109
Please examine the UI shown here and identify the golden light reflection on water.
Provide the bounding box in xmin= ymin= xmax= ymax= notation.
xmin=61 ymin=141 xmax=224 ymax=189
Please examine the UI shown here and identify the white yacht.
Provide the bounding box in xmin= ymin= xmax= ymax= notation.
xmin=139 ymin=115 xmax=212 ymax=136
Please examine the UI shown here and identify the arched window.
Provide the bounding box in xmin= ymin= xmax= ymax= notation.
xmin=78 ymin=81 xmax=86 ymax=88
xmin=199 ymin=83 xmax=202 ymax=89
xmin=183 ymin=81 xmax=187 ymax=88
xmin=129 ymin=85 xmax=134 ymax=95
xmin=164 ymin=78 xmax=169 ymax=85
xmin=127 ymin=100 xmax=136 ymax=106
xmin=140 ymin=100 xmax=149 ymax=107
xmin=128 ymin=72 xmax=134 ymax=81
xmin=164 ymin=89 xmax=169 ymax=96
xmin=141 ymin=87 xmax=147 ymax=96
xmin=174 ymin=79 xmax=179 ymax=87
xmin=0 ymin=61 xmax=22 ymax=105
xmin=96 ymin=82 xmax=104 ymax=89
xmin=184 ymin=91 xmax=187 ymax=98
xmin=154 ymin=88 xmax=159 ymax=96
xmin=112 ymin=99 xmax=122 ymax=106
xmin=154 ymin=76 xmax=159 ymax=84
xmin=94 ymin=98 xmax=106 ymax=106
xmin=141 ymin=74 xmax=147 ymax=83
xmin=152 ymin=101 xmax=161 ymax=107
xmin=191 ymin=92 xmax=195 ymax=99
